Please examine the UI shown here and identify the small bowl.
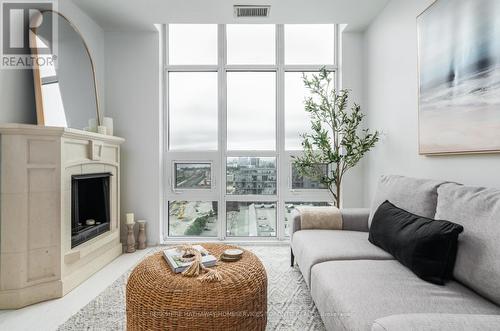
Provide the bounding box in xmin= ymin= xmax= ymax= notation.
xmin=224 ymin=248 xmax=243 ymax=258
xmin=220 ymin=254 xmax=242 ymax=262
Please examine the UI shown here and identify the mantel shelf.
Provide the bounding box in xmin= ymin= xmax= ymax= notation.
xmin=0 ymin=123 xmax=125 ymax=144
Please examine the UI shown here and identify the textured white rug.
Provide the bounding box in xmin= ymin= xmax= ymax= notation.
xmin=58 ymin=246 xmax=325 ymax=330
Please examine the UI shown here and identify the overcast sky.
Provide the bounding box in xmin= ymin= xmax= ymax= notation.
xmin=168 ymin=24 xmax=335 ymax=151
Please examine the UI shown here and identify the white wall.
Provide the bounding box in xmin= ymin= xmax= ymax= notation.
xmin=363 ymin=0 xmax=500 ymax=204
xmin=340 ymin=30 xmax=367 ymax=207
xmin=0 ymin=0 xmax=105 ymax=124
xmin=104 ymin=31 xmax=161 ymax=245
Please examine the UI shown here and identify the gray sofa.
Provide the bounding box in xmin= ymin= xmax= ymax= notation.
xmin=291 ymin=175 xmax=500 ymax=331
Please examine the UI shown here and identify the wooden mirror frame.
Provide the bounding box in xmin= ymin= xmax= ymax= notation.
xmin=30 ymin=10 xmax=102 ymax=127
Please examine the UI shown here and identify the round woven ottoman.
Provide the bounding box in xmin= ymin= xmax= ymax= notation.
xmin=126 ymin=244 xmax=267 ymax=331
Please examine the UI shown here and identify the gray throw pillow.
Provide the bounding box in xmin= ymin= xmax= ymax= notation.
xmin=435 ymin=183 xmax=500 ymax=306
xmin=368 ymin=175 xmax=447 ymax=227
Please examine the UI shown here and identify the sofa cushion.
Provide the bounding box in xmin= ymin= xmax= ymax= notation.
xmin=368 ymin=175 xmax=446 ymax=227
xmin=291 ymin=230 xmax=393 ymax=287
xmin=372 ymin=314 xmax=500 ymax=331
xmin=435 ymin=183 xmax=500 ymax=306
xmin=369 ymin=201 xmax=464 ymax=285
xmin=310 ymin=260 xmax=500 ymax=331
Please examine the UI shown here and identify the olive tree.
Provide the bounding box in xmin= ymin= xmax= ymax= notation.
xmin=292 ymin=68 xmax=380 ymax=207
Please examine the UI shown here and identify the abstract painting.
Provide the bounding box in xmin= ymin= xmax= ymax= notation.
xmin=417 ymin=0 xmax=500 ymax=154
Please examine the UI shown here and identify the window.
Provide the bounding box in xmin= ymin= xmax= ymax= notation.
xmin=284 ymin=24 xmax=335 ymax=65
xmin=285 ymin=72 xmax=315 ymax=150
xmin=226 ymin=24 xmax=275 ymax=64
xmin=174 ymin=163 xmax=211 ymax=189
xmin=227 ymin=202 xmax=276 ymax=237
xmin=291 ymin=164 xmax=328 ymax=190
xmin=285 ymin=71 xmax=335 ymax=150
xmin=168 ymin=201 xmax=218 ymax=237
xmin=168 ymin=72 xmax=218 ymax=150
xmin=168 ymin=24 xmax=217 ymax=64
xmin=227 ymin=157 xmax=277 ymax=195
xmin=227 ymin=72 xmax=276 ymax=150
xmin=164 ymin=24 xmax=336 ymax=240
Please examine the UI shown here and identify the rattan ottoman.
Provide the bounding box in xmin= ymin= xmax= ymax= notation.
xmin=126 ymin=244 xmax=267 ymax=331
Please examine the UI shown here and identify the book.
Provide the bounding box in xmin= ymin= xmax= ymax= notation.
xmin=163 ymin=245 xmax=217 ymax=273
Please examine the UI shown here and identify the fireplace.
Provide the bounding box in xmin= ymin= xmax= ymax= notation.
xmin=71 ymin=172 xmax=112 ymax=248
xmin=0 ymin=125 xmax=124 ymax=308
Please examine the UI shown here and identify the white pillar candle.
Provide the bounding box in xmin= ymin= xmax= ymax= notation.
xmin=97 ymin=126 xmax=107 ymax=135
xmin=88 ymin=118 xmax=97 ymax=132
xmin=103 ymin=117 xmax=114 ymax=136
xmin=126 ymin=213 xmax=135 ymax=224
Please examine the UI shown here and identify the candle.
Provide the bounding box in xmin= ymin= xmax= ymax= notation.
xmin=103 ymin=117 xmax=114 ymax=136
xmin=97 ymin=125 xmax=107 ymax=135
xmin=88 ymin=118 xmax=97 ymax=132
xmin=126 ymin=213 xmax=135 ymax=224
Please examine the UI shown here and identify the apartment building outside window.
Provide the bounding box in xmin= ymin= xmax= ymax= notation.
xmin=164 ymin=24 xmax=337 ymax=241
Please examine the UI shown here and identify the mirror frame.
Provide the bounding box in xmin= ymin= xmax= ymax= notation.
xmin=30 ymin=10 xmax=102 ymax=127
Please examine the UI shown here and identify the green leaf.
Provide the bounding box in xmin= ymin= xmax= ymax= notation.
xmin=294 ymin=69 xmax=380 ymax=205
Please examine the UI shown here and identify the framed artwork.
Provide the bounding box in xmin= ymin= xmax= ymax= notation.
xmin=417 ymin=0 xmax=500 ymax=154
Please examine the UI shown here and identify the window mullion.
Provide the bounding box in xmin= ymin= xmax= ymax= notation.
xmin=224 ymin=65 xmax=278 ymax=71
xmin=165 ymin=65 xmax=219 ymax=72
xmin=218 ymin=24 xmax=227 ymax=240
xmin=283 ymin=65 xmax=338 ymax=72
xmin=162 ymin=24 xmax=168 ymax=242
xmin=276 ymin=24 xmax=285 ymax=240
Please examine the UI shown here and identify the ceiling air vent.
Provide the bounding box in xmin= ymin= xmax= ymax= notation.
xmin=234 ymin=5 xmax=270 ymax=18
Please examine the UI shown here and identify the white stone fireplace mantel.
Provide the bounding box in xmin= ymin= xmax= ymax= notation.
xmin=0 ymin=124 xmax=125 ymax=309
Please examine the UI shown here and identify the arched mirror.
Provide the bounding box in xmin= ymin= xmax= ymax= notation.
xmin=30 ymin=11 xmax=101 ymax=130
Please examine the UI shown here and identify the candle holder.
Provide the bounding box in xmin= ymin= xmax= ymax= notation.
xmin=126 ymin=222 xmax=136 ymax=253
xmin=137 ymin=220 xmax=146 ymax=250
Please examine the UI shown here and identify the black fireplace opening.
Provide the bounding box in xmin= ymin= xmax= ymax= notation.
xmin=71 ymin=172 xmax=112 ymax=248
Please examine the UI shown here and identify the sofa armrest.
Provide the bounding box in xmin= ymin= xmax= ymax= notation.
xmin=291 ymin=208 xmax=369 ymax=235
xmin=372 ymin=314 xmax=500 ymax=331
xmin=291 ymin=209 xmax=302 ymax=235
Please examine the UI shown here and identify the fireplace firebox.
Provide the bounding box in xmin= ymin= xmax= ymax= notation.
xmin=71 ymin=172 xmax=112 ymax=248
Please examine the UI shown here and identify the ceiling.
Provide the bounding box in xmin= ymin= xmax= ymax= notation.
xmin=72 ymin=0 xmax=389 ymax=32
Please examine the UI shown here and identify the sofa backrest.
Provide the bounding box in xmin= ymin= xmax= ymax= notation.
xmin=368 ymin=175 xmax=446 ymax=227
xmin=435 ymin=183 xmax=500 ymax=306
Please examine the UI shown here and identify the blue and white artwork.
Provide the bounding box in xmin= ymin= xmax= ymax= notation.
xmin=418 ymin=0 xmax=500 ymax=154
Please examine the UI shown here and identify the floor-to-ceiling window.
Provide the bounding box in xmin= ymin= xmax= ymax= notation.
xmin=164 ymin=24 xmax=337 ymax=241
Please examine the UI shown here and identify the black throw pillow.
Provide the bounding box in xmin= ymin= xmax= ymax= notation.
xmin=368 ymin=200 xmax=464 ymax=285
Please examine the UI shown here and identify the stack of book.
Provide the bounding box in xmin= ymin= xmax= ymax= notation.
xmin=163 ymin=245 xmax=217 ymax=273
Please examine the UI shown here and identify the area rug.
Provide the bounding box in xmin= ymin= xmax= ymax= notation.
xmin=58 ymin=246 xmax=325 ymax=330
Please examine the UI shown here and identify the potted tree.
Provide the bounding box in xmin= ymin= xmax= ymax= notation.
xmin=293 ymin=68 xmax=380 ymax=208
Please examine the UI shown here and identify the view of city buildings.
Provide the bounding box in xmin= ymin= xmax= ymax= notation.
xmin=175 ymin=163 xmax=211 ymax=189
xmin=168 ymin=159 xmax=331 ymax=237
xmin=168 ymin=201 xmax=218 ymax=236
xmin=226 ymin=202 xmax=276 ymax=237
xmin=291 ymin=164 xmax=329 ymax=189
xmin=226 ymin=157 xmax=277 ymax=195
xmin=168 ymin=200 xmax=333 ymax=237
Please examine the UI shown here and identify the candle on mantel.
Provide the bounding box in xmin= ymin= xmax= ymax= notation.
xmin=126 ymin=213 xmax=135 ymax=224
